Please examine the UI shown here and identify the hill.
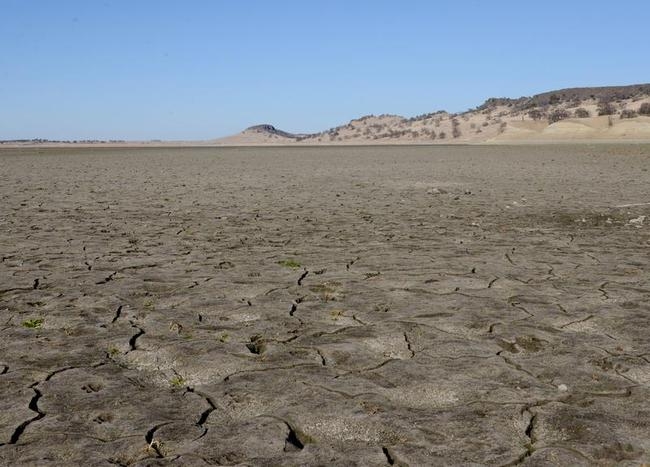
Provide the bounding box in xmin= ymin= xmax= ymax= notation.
xmin=215 ymin=84 xmax=650 ymax=145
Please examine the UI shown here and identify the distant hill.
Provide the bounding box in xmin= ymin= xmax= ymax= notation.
xmin=245 ymin=124 xmax=301 ymax=139
xmin=216 ymin=83 xmax=650 ymax=145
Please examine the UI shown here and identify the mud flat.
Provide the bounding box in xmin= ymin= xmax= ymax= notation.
xmin=1 ymin=144 xmax=649 ymax=465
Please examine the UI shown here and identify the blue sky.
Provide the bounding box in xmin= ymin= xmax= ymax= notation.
xmin=1 ymin=1 xmax=649 ymax=140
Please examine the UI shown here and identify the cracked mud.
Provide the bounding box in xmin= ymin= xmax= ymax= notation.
xmin=1 ymin=145 xmax=649 ymax=465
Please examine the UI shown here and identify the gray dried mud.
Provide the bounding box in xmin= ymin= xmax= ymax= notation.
xmin=1 ymin=145 xmax=649 ymax=466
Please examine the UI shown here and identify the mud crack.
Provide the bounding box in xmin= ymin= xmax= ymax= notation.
xmin=403 ymin=332 xmax=415 ymax=358
xmin=96 ymin=271 xmax=117 ymax=285
xmin=2 ymin=383 xmax=46 ymax=445
xmin=185 ymin=387 xmax=217 ymax=440
xmin=127 ymin=321 xmax=145 ymax=351
xmin=145 ymin=421 xmax=172 ymax=458
xmin=289 ymin=296 xmax=304 ymax=316
xmin=111 ymin=305 xmax=123 ymax=324
xmin=297 ymin=269 xmax=309 ymax=286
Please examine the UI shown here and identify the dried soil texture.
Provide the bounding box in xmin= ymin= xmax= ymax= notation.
xmin=1 ymin=145 xmax=649 ymax=466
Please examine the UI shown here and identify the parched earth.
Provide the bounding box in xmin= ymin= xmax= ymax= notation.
xmin=1 ymin=144 xmax=649 ymax=466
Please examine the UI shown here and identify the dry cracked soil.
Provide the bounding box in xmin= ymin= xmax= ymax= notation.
xmin=1 ymin=144 xmax=649 ymax=466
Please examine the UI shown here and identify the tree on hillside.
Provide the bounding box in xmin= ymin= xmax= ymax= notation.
xmin=574 ymin=108 xmax=590 ymax=118
xmin=451 ymin=119 xmax=461 ymax=138
xmin=639 ymin=103 xmax=650 ymax=116
xmin=548 ymin=109 xmax=569 ymax=123
xmin=597 ymin=101 xmax=616 ymax=116
xmin=620 ymin=109 xmax=638 ymax=119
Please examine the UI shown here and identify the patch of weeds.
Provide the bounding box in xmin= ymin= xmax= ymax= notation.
xmin=311 ymin=281 xmax=341 ymax=301
xmin=108 ymin=347 xmax=120 ymax=357
xmin=148 ymin=439 xmax=168 ymax=456
xmin=143 ymin=298 xmax=155 ymax=310
xmin=170 ymin=375 xmax=186 ymax=387
xmin=218 ymin=333 xmax=229 ymax=343
xmin=330 ymin=309 xmax=344 ymax=321
xmin=22 ymin=318 xmax=43 ymax=329
xmin=278 ymin=259 xmax=301 ymax=268
xmin=309 ymin=281 xmax=341 ymax=294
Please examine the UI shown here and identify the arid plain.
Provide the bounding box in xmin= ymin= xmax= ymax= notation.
xmin=1 ymin=145 xmax=649 ymax=466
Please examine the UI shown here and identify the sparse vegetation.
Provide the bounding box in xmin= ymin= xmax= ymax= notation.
xmin=23 ymin=318 xmax=44 ymax=329
xmin=528 ymin=109 xmax=543 ymax=121
xmin=218 ymin=333 xmax=230 ymax=343
xmin=639 ymin=103 xmax=650 ymax=116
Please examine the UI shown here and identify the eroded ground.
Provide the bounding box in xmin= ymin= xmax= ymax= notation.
xmin=1 ymin=145 xmax=649 ymax=466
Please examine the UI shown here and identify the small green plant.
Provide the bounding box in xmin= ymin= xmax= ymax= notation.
xmin=143 ymin=298 xmax=155 ymax=310
xmin=278 ymin=259 xmax=301 ymax=268
xmin=108 ymin=346 xmax=120 ymax=356
xmin=218 ymin=333 xmax=229 ymax=343
xmin=170 ymin=375 xmax=186 ymax=387
xmin=23 ymin=318 xmax=43 ymax=329
xmin=330 ymin=309 xmax=344 ymax=321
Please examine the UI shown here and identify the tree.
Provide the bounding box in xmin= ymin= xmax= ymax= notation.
xmin=548 ymin=109 xmax=569 ymax=123
xmin=574 ymin=108 xmax=590 ymax=118
xmin=451 ymin=119 xmax=461 ymax=138
xmin=597 ymin=101 xmax=616 ymax=116
xmin=620 ymin=109 xmax=638 ymax=119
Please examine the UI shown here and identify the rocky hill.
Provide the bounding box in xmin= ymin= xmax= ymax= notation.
xmin=216 ymin=84 xmax=650 ymax=145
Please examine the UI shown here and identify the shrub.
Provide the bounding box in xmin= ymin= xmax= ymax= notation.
xmin=548 ymin=109 xmax=570 ymax=123
xmin=620 ymin=109 xmax=638 ymax=119
xmin=528 ymin=109 xmax=543 ymax=120
xmin=597 ymin=101 xmax=616 ymax=116
xmin=438 ymin=131 xmax=446 ymax=139
xmin=639 ymin=103 xmax=650 ymax=116
xmin=451 ymin=119 xmax=461 ymax=138
xmin=574 ymin=108 xmax=590 ymax=118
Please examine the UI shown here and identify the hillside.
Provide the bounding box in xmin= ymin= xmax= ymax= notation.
xmin=215 ymin=84 xmax=650 ymax=145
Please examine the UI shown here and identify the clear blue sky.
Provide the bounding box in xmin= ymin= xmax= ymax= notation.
xmin=1 ymin=0 xmax=649 ymax=140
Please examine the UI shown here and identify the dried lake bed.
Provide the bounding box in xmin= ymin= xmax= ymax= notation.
xmin=1 ymin=144 xmax=649 ymax=465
